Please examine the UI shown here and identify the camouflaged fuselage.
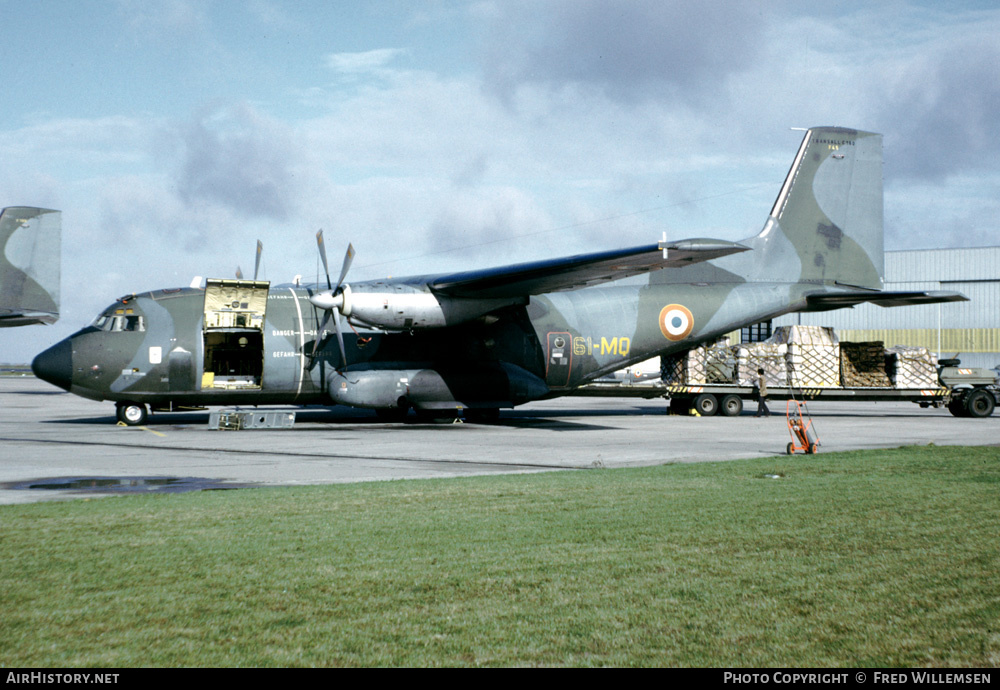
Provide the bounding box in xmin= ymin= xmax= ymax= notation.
xmin=33 ymin=127 xmax=966 ymax=417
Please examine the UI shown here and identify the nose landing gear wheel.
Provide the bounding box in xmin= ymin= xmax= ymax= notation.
xmin=116 ymin=402 xmax=147 ymax=426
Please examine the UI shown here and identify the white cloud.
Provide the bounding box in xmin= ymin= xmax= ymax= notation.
xmin=481 ymin=0 xmax=766 ymax=104
xmin=115 ymin=0 xmax=209 ymax=40
xmin=246 ymin=0 xmax=305 ymax=32
xmin=4 ymin=1 xmax=1000 ymax=366
xmin=325 ymin=48 xmax=408 ymax=75
xmin=175 ymin=104 xmax=309 ymax=220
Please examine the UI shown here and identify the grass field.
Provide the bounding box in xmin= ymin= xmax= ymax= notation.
xmin=2 ymin=445 xmax=998 ymax=667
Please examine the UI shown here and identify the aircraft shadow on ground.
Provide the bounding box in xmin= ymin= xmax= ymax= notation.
xmin=42 ymin=408 xmax=619 ymax=431
xmin=5 ymin=390 xmax=66 ymax=395
xmin=39 ymin=405 xmax=945 ymax=429
xmin=37 ymin=403 xmax=946 ymax=429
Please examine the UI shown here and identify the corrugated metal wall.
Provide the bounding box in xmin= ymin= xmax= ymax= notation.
xmin=890 ymin=247 xmax=1000 ymax=282
xmin=837 ymin=329 xmax=1000 ymax=352
xmin=773 ymin=247 xmax=1000 ymax=368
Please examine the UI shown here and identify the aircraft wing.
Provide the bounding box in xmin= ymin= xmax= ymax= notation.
xmin=430 ymin=238 xmax=750 ymax=299
xmin=0 ymin=207 xmax=61 ymax=327
xmin=803 ymin=289 xmax=968 ymax=312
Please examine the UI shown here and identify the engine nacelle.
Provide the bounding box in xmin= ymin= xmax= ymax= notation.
xmin=340 ymin=284 xmax=522 ymax=331
xmin=327 ymin=363 xmax=549 ymax=410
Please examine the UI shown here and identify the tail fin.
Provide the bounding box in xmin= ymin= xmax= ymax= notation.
xmin=756 ymin=127 xmax=883 ymax=290
xmin=0 ymin=206 xmax=61 ymax=327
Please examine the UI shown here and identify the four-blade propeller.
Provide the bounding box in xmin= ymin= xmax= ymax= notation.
xmin=309 ymin=229 xmax=355 ymax=369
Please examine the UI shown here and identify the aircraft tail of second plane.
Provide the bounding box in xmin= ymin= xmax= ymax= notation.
xmin=0 ymin=206 xmax=61 ymax=327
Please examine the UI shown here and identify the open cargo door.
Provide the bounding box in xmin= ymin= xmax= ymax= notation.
xmin=202 ymin=279 xmax=269 ymax=390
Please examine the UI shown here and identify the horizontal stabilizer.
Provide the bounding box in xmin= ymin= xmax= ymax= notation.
xmin=803 ymin=290 xmax=968 ymax=312
xmin=431 ymin=238 xmax=749 ymax=299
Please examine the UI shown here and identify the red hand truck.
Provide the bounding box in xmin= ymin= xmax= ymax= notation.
xmin=786 ymin=399 xmax=819 ymax=455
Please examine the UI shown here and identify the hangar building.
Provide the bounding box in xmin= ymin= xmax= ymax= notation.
xmin=772 ymin=246 xmax=1000 ymax=371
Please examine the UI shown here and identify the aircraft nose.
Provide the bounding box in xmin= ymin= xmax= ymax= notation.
xmin=32 ymin=339 xmax=73 ymax=392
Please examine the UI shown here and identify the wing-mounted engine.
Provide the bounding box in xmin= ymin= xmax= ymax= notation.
xmin=308 ymin=232 xmax=525 ymax=368
xmin=325 ymin=282 xmax=523 ymax=331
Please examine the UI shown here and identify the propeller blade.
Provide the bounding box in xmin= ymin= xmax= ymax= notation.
xmin=333 ymin=311 xmax=347 ymax=369
xmin=309 ymin=232 xmax=355 ymax=370
xmin=254 ymin=240 xmax=262 ymax=281
xmin=316 ymin=229 xmax=332 ymax=290
xmin=236 ymin=265 xmax=243 ymax=280
xmin=337 ymin=243 xmax=355 ymax=290
xmin=312 ymin=310 xmax=332 ymax=360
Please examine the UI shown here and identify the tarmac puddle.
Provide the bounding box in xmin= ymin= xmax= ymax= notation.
xmin=2 ymin=476 xmax=256 ymax=495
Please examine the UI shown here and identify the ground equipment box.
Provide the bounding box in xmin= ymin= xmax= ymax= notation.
xmin=208 ymin=409 xmax=296 ymax=430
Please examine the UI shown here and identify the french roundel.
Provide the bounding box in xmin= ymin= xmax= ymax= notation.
xmin=659 ymin=304 xmax=694 ymax=341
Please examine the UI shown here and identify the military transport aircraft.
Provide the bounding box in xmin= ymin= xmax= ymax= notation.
xmin=32 ymin=127 xmax=965 ymax=425
xmin=1 ymin=207 xmax=61 ymax=327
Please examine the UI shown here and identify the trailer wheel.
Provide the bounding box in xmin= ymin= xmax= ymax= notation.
xmin=669 ymin=398 xmax=691 ymax=415
xmin=720 ymin=394 xmax=743 ymax=417
xmin=693 ymin=394 xmax=718 ymax=417
xmin=808 ymin=443 xmax=818 ymax=454
xmin=965 ymin=389 xmax=995 ymax=418
xmin=786 ymin=442 xmax=795 ymax=455
xmin=948 ymin=397 xmax=968 ymax=417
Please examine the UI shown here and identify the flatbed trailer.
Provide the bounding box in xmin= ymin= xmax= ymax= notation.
xmin=661 ymin=384 xmax=951 ymax=417
xmin=571 ymin=343 xmax=999 ymax=418
xmin=571 ymin=380 xmax=997 ymax=418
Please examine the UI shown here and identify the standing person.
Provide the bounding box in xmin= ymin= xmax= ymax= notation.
xmin=755 ymin=367 xmax=770 ymax=417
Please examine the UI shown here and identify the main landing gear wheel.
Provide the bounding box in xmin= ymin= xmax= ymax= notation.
xmin=116 ymin=402 xmax=147 ymax=426
xmin=414 ymin=409 xmax=461 ymax=424
xmin=375 ymin=407 xmax=409 ymax=422
xmin=375 ymin=397 xmax=410 ymax=422
xmin=465 ymin=408 xmax=500 ymax=424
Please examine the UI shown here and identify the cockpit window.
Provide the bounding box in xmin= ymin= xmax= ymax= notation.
xmin=123 ymin=314 xmax=144 ymax=331
xmin=93 ymin=308 xmax=145 ymax=332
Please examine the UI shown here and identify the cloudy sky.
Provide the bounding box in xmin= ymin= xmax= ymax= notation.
xmin=2 ymin=0 xmax=998 ymax=362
